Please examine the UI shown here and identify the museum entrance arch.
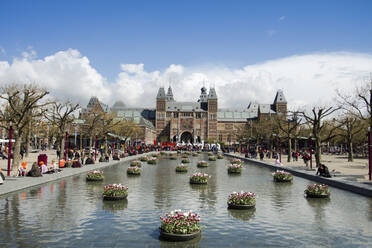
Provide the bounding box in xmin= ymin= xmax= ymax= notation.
xmin=180 ymin=131 xmax=193 ymax=143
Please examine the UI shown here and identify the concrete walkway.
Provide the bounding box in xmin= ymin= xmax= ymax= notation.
xmin=225 ymin=153 xmax=372 ymax=198
xmin=0 ymin=150 xmax=156 ymax=196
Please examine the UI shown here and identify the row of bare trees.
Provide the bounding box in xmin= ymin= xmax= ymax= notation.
xmin=0 ymin=83 xmax=142 ymax=173
xmin=235 ymin=79 xmax=371 ymax=167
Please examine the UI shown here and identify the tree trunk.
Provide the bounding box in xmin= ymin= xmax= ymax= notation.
xmin=347 ymin=140 xmax=353 ymax=162
xmin=25 ymin=126 xmax=30 ymax=158
xmin=315 ymin=138 xmax=321 ymax=167
xmin=12 ymin=133 xmax=22 ymax=172
xmin=79 ymin=133 xmax=83 ymax=151
xmin=60 ymin=136 xmax=65 ymax=160
xmin=287 ymin=137 xmax=292 ymax=162
xmin=269 ymin=137 xmax=273 ymax=159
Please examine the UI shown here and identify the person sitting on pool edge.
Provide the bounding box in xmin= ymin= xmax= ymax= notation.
xmin=85 ymin=156 xmax=95 ymax=165
xmin=316 ymin=163 xmax=331 ymax=178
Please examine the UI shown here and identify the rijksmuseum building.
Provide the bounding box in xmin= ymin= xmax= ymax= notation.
xmin=81 ymin=86 xmax=287 ymax=144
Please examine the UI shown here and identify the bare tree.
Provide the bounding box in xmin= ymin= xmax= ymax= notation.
xmin=0 ymin=84 xmax=49 ymax=171
xmin=299 ymin=106 xmax=340 ymax=167
xmin=276 ymin=113 xmax=301 ymax=162
xmin=46 ymin=100 xmax=80 ymax=160
xmin=335 ymin=116 xmax=366 ymax=161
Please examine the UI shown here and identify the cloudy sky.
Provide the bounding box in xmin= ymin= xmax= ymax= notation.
xmin=0 ymin=0 xmax=372 ymax=109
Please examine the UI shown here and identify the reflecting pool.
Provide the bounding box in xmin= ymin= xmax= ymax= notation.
xmin=1 ymin=154 xmax=372 ymax=247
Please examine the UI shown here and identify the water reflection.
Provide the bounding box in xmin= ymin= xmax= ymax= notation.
xmin=1 ymin=155 xmax=372 ymax=247
xmin=102 ymin=199 xmax=128 ymax=212
xmin=228 ymin=208 xmax=256 ymax=221
xmin=159 ymin=233 xmax=201 ymax=248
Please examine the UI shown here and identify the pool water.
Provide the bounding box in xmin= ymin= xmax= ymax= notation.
xmin=1 ymin=154 xmax=372 ymax=247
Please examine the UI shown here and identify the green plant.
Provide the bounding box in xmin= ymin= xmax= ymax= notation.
xmin=160 ymin=210 xmax=201 ymax=234
xmin=228 ymin=191 xmax=256 ymax=206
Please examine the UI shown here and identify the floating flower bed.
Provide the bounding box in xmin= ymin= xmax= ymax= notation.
xmin=86 ymin=170 xmax=104 ymax=181
xmin=208 ymin=156 xmax=217 ymax=161
xmin=127 ymin=166 xmax=141 ymax=175
xmin=140 ymin=156 xmax=148 ymax=162
xmin=197 ymin=161 xmax=208 ymax=168
xmin=102 ymin=184 xmax=128 ymax=200
xmin=192 ymin=152 xmax=199 ymax=157
xmin=304 ymin=184 xmax=330 ymax=198
xmin=227 ymin=191 xmax=256 ymax=209
xmin=230 ymin=158 xmax=243 ymax=165
xmin=272 ymin=170 xmax=293 ymax=182
xmin=181 ymin=158 xmax=190 ymax=163
xmin=181 ymin=154 xmax=189 ymax=158
xmin=185 ymin=151 xmax=191 ymax=155
xmin=160 ymin=210 xmax=201 ymax=241
xmin=152 ymin=153 xmax=160 ymax=157
xmin=169 ymin=155 xmax=177 ymax=160
xmin=217 ymin=154 xmax=224 ymax=159
xmin=207 ymin=152 xmax=214 ymax=156
xmin=147 ymin=157 xmax=158 ymax=164
xmin=175 ymin=164 xmax=188 ymax=173
xmin=160 ymin=151 xmax=166 ymax=156
xmin=177 ymin=150 xmax=182 ymax=154
xmin=130 ymin=160 xmax=142 ymax=167
xmin=227 ymin=164 xmax=243 ymax=174
xmin=190 ymin=172 xmax=210 ymax=184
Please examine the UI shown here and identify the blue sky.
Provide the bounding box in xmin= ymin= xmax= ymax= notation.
xmin=1 ymin=0 xmax=371 ymax=81
xmin=0 ymin=0 xmax=372 ymax=108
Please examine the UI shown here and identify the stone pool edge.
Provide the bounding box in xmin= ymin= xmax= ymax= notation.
xmin=224 ymin=153 xmax=372 ymax=198
xmin=0 ymin=152 xmax=158 ymax=197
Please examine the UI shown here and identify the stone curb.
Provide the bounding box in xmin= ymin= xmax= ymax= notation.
xmin=0 ymin=152 xmax=158 ymax=197
xmin=224 ymin=153 xmax=372 ymax=198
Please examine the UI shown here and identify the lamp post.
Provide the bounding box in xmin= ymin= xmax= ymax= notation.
xmin=279 ymin=137 xmax=282 ymax=163
xmin=368 ymin=128 xmax=371 ymax=180
xmin=65 ymin=132 xmax=68 ymax=160
xmin=95 ymin=135 xmax=98 ymax=161
xmin=309 ymin=135 xmax=313 ymax=169
xmin=7 ymin=125 xmax=13 ymax=177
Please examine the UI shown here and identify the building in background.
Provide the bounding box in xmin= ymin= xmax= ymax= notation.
xmin=79 ymin=86 xmax=287 ymax=145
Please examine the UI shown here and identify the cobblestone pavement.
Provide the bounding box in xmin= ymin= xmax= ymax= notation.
xmin=0 ymin=149 xmax=155 ymax=196
xmin=232 ymin=152 xmax=371 ymax=182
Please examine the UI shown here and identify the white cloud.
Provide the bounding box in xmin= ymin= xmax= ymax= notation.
xmin=279 ymin=16 xmax=286 ymax=21
xmin=0 ymin=46 xmax=5 ymax=55
xmin=0 ymin=49 xmax=371 ymax=111
xmin=266 ymin=29 xmax=277 ymax=37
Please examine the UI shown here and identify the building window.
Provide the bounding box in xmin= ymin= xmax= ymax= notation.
xmin=196 ymin=113 xmax=201 ymax=119
xmin=183 ymin=112 xmax=193 ymax=117
xmin=166 ymin=112 xmax=171 ymax=118
xmin=210 ymin=114 xmax=216 ymax=120
xmin=157 ymin=113 xmax=164 ymax=120
xmin=218 ymin=134 xmax=222 ymax=142
xmin=174 ymin=112 xmax=179 ymax=118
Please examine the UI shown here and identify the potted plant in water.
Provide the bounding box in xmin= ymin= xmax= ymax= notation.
xmin=272 ymin=170 xmax=293 ymax=182
xmin=127 ymin=166 xmax=141 ymax=175
xmin=227 ymin=164 xmax=243 ymax=174
xmin=208 ymin=156 xmax=217 ymax=161
xmin=217 ymin=154 xmax=224 ymax=159
xmin=147 ymin=157 xmax=158 ymax=164
xmin=304 ymin=184 xmax=331 ymax=198
xmin=86 ymin=170 xmax=104 ymax=181
xmin=181 ymin=158 xmax=190 ymax=163
xmin=130 ymin=160 xmax=142 ymax=167
xmin=227 ymin=191 xmax=256 ymax=209
xmin=169 ymin=154 xmax=177 ymax=160
xmin=175 ymin=164 xmax=188 ymax=173
xmin=159 ymin=210 xmax=201 ymax=241
xmin=189 ymin=172 xmax=210 ymax=184
xmin=102 ymin=184 xmax=128 ymax=200
xmin=140 ymin=156 xmax=148 ymax=162
xmin=197 ymin=160 xmax=208 ymax=168
xmin=181 ymin=154 xmax=189 ymax=158
xmin=230 ymin=158 xmax=243 ymax=165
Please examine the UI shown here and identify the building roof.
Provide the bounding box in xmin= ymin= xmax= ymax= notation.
xmin=166 ymin=101 xmax=204 ymax=112
xmin=273 ymin=89 xmax=287 ymax=104
xmin=208 ymin=88 xmax=218 ymax=99
xmin=166 ymin=86 xmax=175 ymax=101
xmin=156 ymin=87 xmax=166 ymax=99
xmin=217 ymin=109 xmax=258 ymax=121
xmin=259 ymin=104 xmax=275 ymax=114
